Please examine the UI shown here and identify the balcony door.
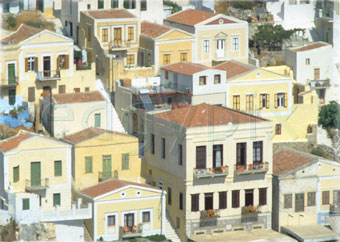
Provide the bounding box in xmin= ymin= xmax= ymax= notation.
xmin=31 ymin=162 xmax=41 ymax=187
xmin=245 ymin=189 xmax=254 ymax=206
xmin=114 ymin=28 xmax=122 ymax=46
xmin=124 ymin=213 xmax=135 ymax=230
xmin=102 ymin=155 xmax=112 ymax=179
xmin=196 ymin=146 xmax=206 ymax=169
xmin=7 ymin=64 xmax=15 ymax=84
xmin=43 ymin=56 xmax=51 ymax=78
xmin=213 ymin=145 xmax=223 ymax=168
xmin=236 ymin=143 xmax=247 ymax=166
xmin=216 ymin=39 xmax=225 ymax=58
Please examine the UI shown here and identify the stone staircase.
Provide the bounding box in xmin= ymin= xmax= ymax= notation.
xmin=165 ymin=212 xmax=181 ymax=242
xmin=83 ymin=224 xmax=92 ymax=242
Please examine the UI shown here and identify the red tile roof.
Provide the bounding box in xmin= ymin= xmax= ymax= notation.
xmin=167 ymin=9 xmax=216 ymax=25
xmin=214 ymin=60 xmax=254 ymax=79
xmin=153 ymin=103 xmax=266 ymax=128
xmin=1 ymin=24 xmax=43 ymax=45
xmin=80 ymin=179 xmax=158 ymax=198
xmin=273 ymin=149 xmax=319 ymax=176
xmin=63 ymin=128 xmax=133 ymax=144
xmin=87 ymin=9 xmax=136 ymax=19
xmin=141 ymin=21 xmax=170 ymax=38
xmin=162 ymin=62 xmax=209 ymax=75
xmin=0 ymin=132 xmax=32 ymax=152
xmin=293 ymin=42 xmax=329 ymax=52
xmin=53 ymin=91 xmax=104 ymax=104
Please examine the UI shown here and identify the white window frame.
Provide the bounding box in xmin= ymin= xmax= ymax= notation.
xmin=140 ymin=208 xmax=153 ymax=231
xmin=105 ymin=212 xmax=118 ymax=235
xmin=277 ymin=93 xmax=285 ymax=107
xmin=6 ymin=61 xmax=17 ymax=82
xmin=231 ymin=36 xmax=240 ymax=51
xmin=203 ymin=39 xmax=210 ymax=53
xmin=126 ymin=24 xmax=136 ymax=43
xmin=100 ymin=27 xmax=110 ymax=43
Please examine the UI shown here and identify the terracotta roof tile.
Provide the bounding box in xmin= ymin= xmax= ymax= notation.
xmin=87 ymin=9 xmax=136 ymax=19
xmin=63 ymin=128 xmax=132 ymax=144
xmin=293 ymin=42 xmax=329 ymax=52
xmin=167 ymin=9 xmax=216 ymax=25
xmin=153 ymin=103 xmax=266 ymax=128
xmin=141 ymin=21 xmax=170 ymax=38
xmin=0 ymin=132 xmax=32 ymax=152
xmin=80 ymin=179 xmax=158 ymax=198
xmin=214 ymin=60 xmax=254 ymax=79
xmin=162 ymin=62 xmax=209 ymax=75
xmin=1 ymin=24 xmax=43 ymax=45
xmin=53 ymin=91 xmax=104 ymax=104
xmin=273 ymin=149 xmax=318 ymax=176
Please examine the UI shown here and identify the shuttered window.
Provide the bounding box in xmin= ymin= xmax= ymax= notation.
xmin=22 ymin=198 xmax=30 ymax=210
xmin=191 ymin=194 xmax=199 ymax=212
xmin=179 ymin=192 xmax=183 ymax=210
xmin=259 ymin=188 xmax=267 ymax=205
xmin=85 ymin=156 xmax=93 ymax=173
xmin=13 ymin=166 xmax=19 ymax=183
xmin=253 ymin=141 xmax=263 ymax=164
xmin=233 ymin=95 xmax=240 ymax=110
xmin=260 ymin=94 xmax=270 ymax=109
xmin=102 ymin=28 xmax=109 ymax=42
xmin=295 ymin=193 xmax=304 ymax=212
xmin=54 ymin=160 xmax=62 ymax=176
xmin=28 ymin=87 xmax=35 ymax=102
xmin=178 ymin=144 xmax=183 ymax=166
xmin=196 ymin=146 xmax=206 ymax=169
xmin=232 ymin=190 xmax=240 ymax=208
xmin=284 ymin=194 xmax=292 ymax=208
xmin=151 ymin=134 xmax=155 ymax=154
xmin=219 ymin=191 xmax=227 ymax=209
xmin=58 ymin=85 xmax=66 ymax=94
xmin=122 ymin=153 xmax=129 ymax=170
xmin=57 ymin=55 xmax=69 ymax=70
xmin=128 ymin=26 xmax=134 ymax=41
xmin=308 ymin=192 xmax=316 ymax=206
xmin=53 ymin=193 xmax=61 ymax=207
xmin=162 ymin=138 xmax=166 ymax=159
xmin=168 ymin=187 xmax=172 ymax=205
xmin=322 ymin=191 xmax=330 ymax=205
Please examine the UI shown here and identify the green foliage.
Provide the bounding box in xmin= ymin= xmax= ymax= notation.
xmin=144 ymin=234 xmax=168 ymax=241
xmin=311 ymin=148 xmax=325 ymax=157
xmin=9 ymin=108 xmax=18 ymax=119
xmin=164 ymin=0 xmax=181 ymax=14
xmin=6 ymin=15 xmax=16 ymax=29
xmin=318 ymin=101 xmax=340 ymax=129
xmin=231 ymin=1 xmax=256 ymax=9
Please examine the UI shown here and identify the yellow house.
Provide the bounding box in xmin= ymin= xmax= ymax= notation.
xmin=0 ymin=24 xmax=96 ymax=113
xmin=272 ymin=148 xmax=340 ymax=241
xmin=140 ymin=21 xmax=194 ymax=74
xmin=79 ymin=178 xmax=166 ymax=241
xmin=63 ymin=128 xmax=143 ymax=190
xmin=214 ymin=60 xmax=319 ymax=142
xmin=164 ymin=9 xmax=249 ymax=66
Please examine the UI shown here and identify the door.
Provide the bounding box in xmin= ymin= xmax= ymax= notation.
xmin=37 ymin=0 xmax=44 ymax=12
xmin=245 ymin=189 xmax=254 ymax=206
xmin=124 ymin=213 xmax=135 ymax=231
xmin=216 ymin=39 xmax=225 ymax=58
xmin=102 ymin=155 xmax=112 ymax=179
xmin=314 ymin=68 xmax=320 ymax=80
xmin=43 ymin=56 xmax=51 ymax=77
xmin=114 ymin=28 xmax=122 ymax=45
xmin=8 ymin=64 xmax=15 ymax=84
xmin=31 ymin=162 xmax=41 ymax=187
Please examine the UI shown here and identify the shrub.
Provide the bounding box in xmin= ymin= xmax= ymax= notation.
xmin=163 ymin=0 xmax=181 ymax=14
xmin=231 ymin=1 xmax=256 ymax=9
xmin=9 ymin=108 xmax=18 ymax=119
xmin=311 ymin=148 xmax=324 ymax=157
xmin=145 ymin=234 xmax=167 ymax=241
xmin=5 ymin=12 xmax=55 ymax=31
xmin=318 ymin=101 xmax=340 ymax=129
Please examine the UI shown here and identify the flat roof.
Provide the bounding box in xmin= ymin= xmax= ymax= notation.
xmin=281 ymin=225 xmax=340 ymax=242
xmin=190 ymin=229 xmax=297 ymax=242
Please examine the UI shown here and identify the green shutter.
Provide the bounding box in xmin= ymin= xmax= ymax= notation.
xmin=95 ymin=113 xmax=101 ymax=127
xmin=22 ymin=198 xmax=30 ymax=210
xmin=122 ymin=153 xmax=129 ymax=170
xmin=85 ymin=156 xmax=93 ymax=173
xmin=54 ymin=161 xmax=62 ymax=176
xmin=13 ymin=166 xmax=19 ymax=183
xmin=102 ymin=155 xmax=112 ymax=178
xmin=53 ymin=193 xmax=61 ymax=207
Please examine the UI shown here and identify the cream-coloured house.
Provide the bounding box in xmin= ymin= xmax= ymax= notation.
xmin=63 ymin=127 xmax=143 ymax=190
xmin=79 ymin=178 xmax=166 ymax=241
xmin=144 ymin=103 xmax=273 ymax=241
xmin=164 ymin=9 xmax=249 ymax=66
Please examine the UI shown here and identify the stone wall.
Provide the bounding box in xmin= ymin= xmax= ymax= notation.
xmin=18 ymin=223 xmax=56 ymax=241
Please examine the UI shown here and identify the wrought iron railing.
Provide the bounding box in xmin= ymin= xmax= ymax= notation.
xmin=193 ymin=166 xmax=229 ymax=179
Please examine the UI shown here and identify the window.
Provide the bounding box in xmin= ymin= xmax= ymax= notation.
xmin=232 ymin=190 xmax=240 ymax=208
xmin=260 ymin=94 xmax=269 ymax=109
xmin=26 ymin=57 xmax=36 ymax=72
xmin=161 ymin=138 xmax=166 ymax=159
xmin=236 ymin=143 xmax=247 ymax=166
xmin=245 ymin=189 xmax=254 ymax=206
xmin=199 ymin=76 xmax=206 ymax=86
xmin=178 ymin=144 xmax=183 ymax=166
xmin=179 ymin=192 xmax=183 ymax=210
xmin=213 ymin=145 xmax=223 ymax=168
xmin=95 ymin=113 xmax=101 ymax=127
xmin=245 ymin=95 xmax=253 ymax=112
xmin=57 ymin=55 xmax=68 ymax=70
xmin=253 ymin=141 xmax=263 ymax=164
xmin=111 ymin=0 xmax=118 ymax=8
xmin=191 ymin=194 xmax=199 ymax=212
xmin=53 ymin=193 xmax=61 ymax=207
xmin=85 ymin=156 xmax=93 ymax=173
xmin=13 ymin=166 xmax=19 ymax=183
xmin=289 ymin=0 xmax=297 ymax=4
xmin=87 ymin=4 xmax=91 ymax=9
xmin=128 ymin=26 xmax=134 ymax=41
xmin=275 ymin=93 xmax=287 ymax=108
xmin=322 ymin=191 xmax=330 ymax=205
xmin=165 ymin=70 xmax=169 ymax=80
xmin=98 ymin=0 xmax=104 ymax=9
xmin=22 ymin=198 xmax=30 ymax=210
xmin=147 ymin=53 xmax=151 ymax=67
xmin=87 ymin=27 xmax=91 ymax=41
xmin=9 ymin=89 xmax=16 ymax=105
xmin=232 ymin=37 xmax=240 ymax=51
xmin=259 ymin=188 xmax=267 ymax=206
xmin=233 ymin=95 xmax=240 ymax=110
xmin=74 ymin=88 xmax=80 ymax=93
xmin=127 ymin=54 xmax=135 ymax=65
xmin=107 ymin=215 xmax=115 ymax=226
xmin=284 ymin=194 xmax=292 ymax=209
xmin=58 ymin=85 xmax=66 ymax=94
xmin=196 ymin=146 xmax=206 ymax=169
xmin=70 ymin=22 xmax=73 ymax=37
xmin=275 ymin=124 xmax=281 ymax=135
xmin=54 ymin=160 xmax=62 ymax=176
xmin=151 ymin=134 xmax=155 ymax=154
xmin=203 ymin=39 xmax=210 ymax=52
xmin=306 ymin=58 xmax=310 ymax=65
xmin=163 ymin=54 xmax=170 ymax=65
xmin=124 ymin=0 xmax=136 ymax=9
xmin=180 ymin=52 xmax=187 ymax=62
xmin=142 ymin=211 xmax=150 ymax=223
xmin=113 ymin=28 xmax=122 ymax=45
xmin=308 ymin=192 xmax=316 ymax=206
xmin=168 ymin=187 xmax=172 ymax=205
xmin=176 ymin=217 xmax=180 ymax=229
xmin=102 ymin=28 xmax=108 ymax=42
xmin=205 ymin=193 xmax=213 ymax=210
xmin=141 ymin=0 xmax=147 ymax=10
xmin=314 ymin=68 xmax=320 ymax=80
xmin=219 ymin=191 xmax=227 ymax=209
xmin=122 ymin=153 xmax=129 ymax=170
xmin=214 ymin=74 xmax=221 ymax=84
xmin=295 ymin=193 xmax=304 ymax=212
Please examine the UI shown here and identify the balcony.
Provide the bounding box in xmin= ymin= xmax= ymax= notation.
xmin=0 ymin=77 xmax=18 ymax=88
xmin=312 ymin=79 xmax=330 ymax=90
xmin=200 ymin=209 xmax=220 ymax=219
xmin=75 ymin=63 xmax=92 ymax=71
xmin=25 ymin=178 xmax=49 ymax=191
xmin=98 ymin=171 xmax=113 ymax=182
xmin=110 ymin=40 xmax=135 ymax=51
xmin=121 ymin=224 xmax=143 ymax=239
xmin=330 ymin=204 xmax=340 ymax=215
xmin=234 ymin=162 xmax=269 ymax=176
xmin=36 ymin=70 xmax=61 ymax=82
xmin=193 ymin=166 xmax=228 ymax=179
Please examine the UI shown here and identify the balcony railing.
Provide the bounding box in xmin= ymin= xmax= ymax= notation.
xmin=193 ymin=166 xmax=228 ymax=179
xmin=25 ymin=178 xmax=49 ymax=191
xmin=98 ymin=171 xmax=113 ymax=182
xmin=121 ymin=224 xmax=143 ymax=239
xmin=1 ymin=77 xmax=18 ymax=88
xmin=76 ymin=63 xmax=92 ymax=71
xmin=235 ymin=162 xmax=269 ymax=175
xmin=330 ymin=204 xmax=340 ymax=215
xmin=110 ymin=40 xmax=135 ymax=50
xmin=36 ymin=70 xmax=61 ymax=81
xmin=200 ymin=209 xmax=220 ymax=219
xmin=241 ymin=205 xmax=259 ymax=223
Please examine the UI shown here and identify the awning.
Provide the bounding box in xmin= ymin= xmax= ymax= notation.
xmin=281 ymin=224 xmax=340 ymax=242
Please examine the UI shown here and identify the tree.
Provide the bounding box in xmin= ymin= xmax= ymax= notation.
xmin=163 ymin=0 xmax=181 ymax=14
xmin=318 ymin=101 xmax=340 ymax=129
